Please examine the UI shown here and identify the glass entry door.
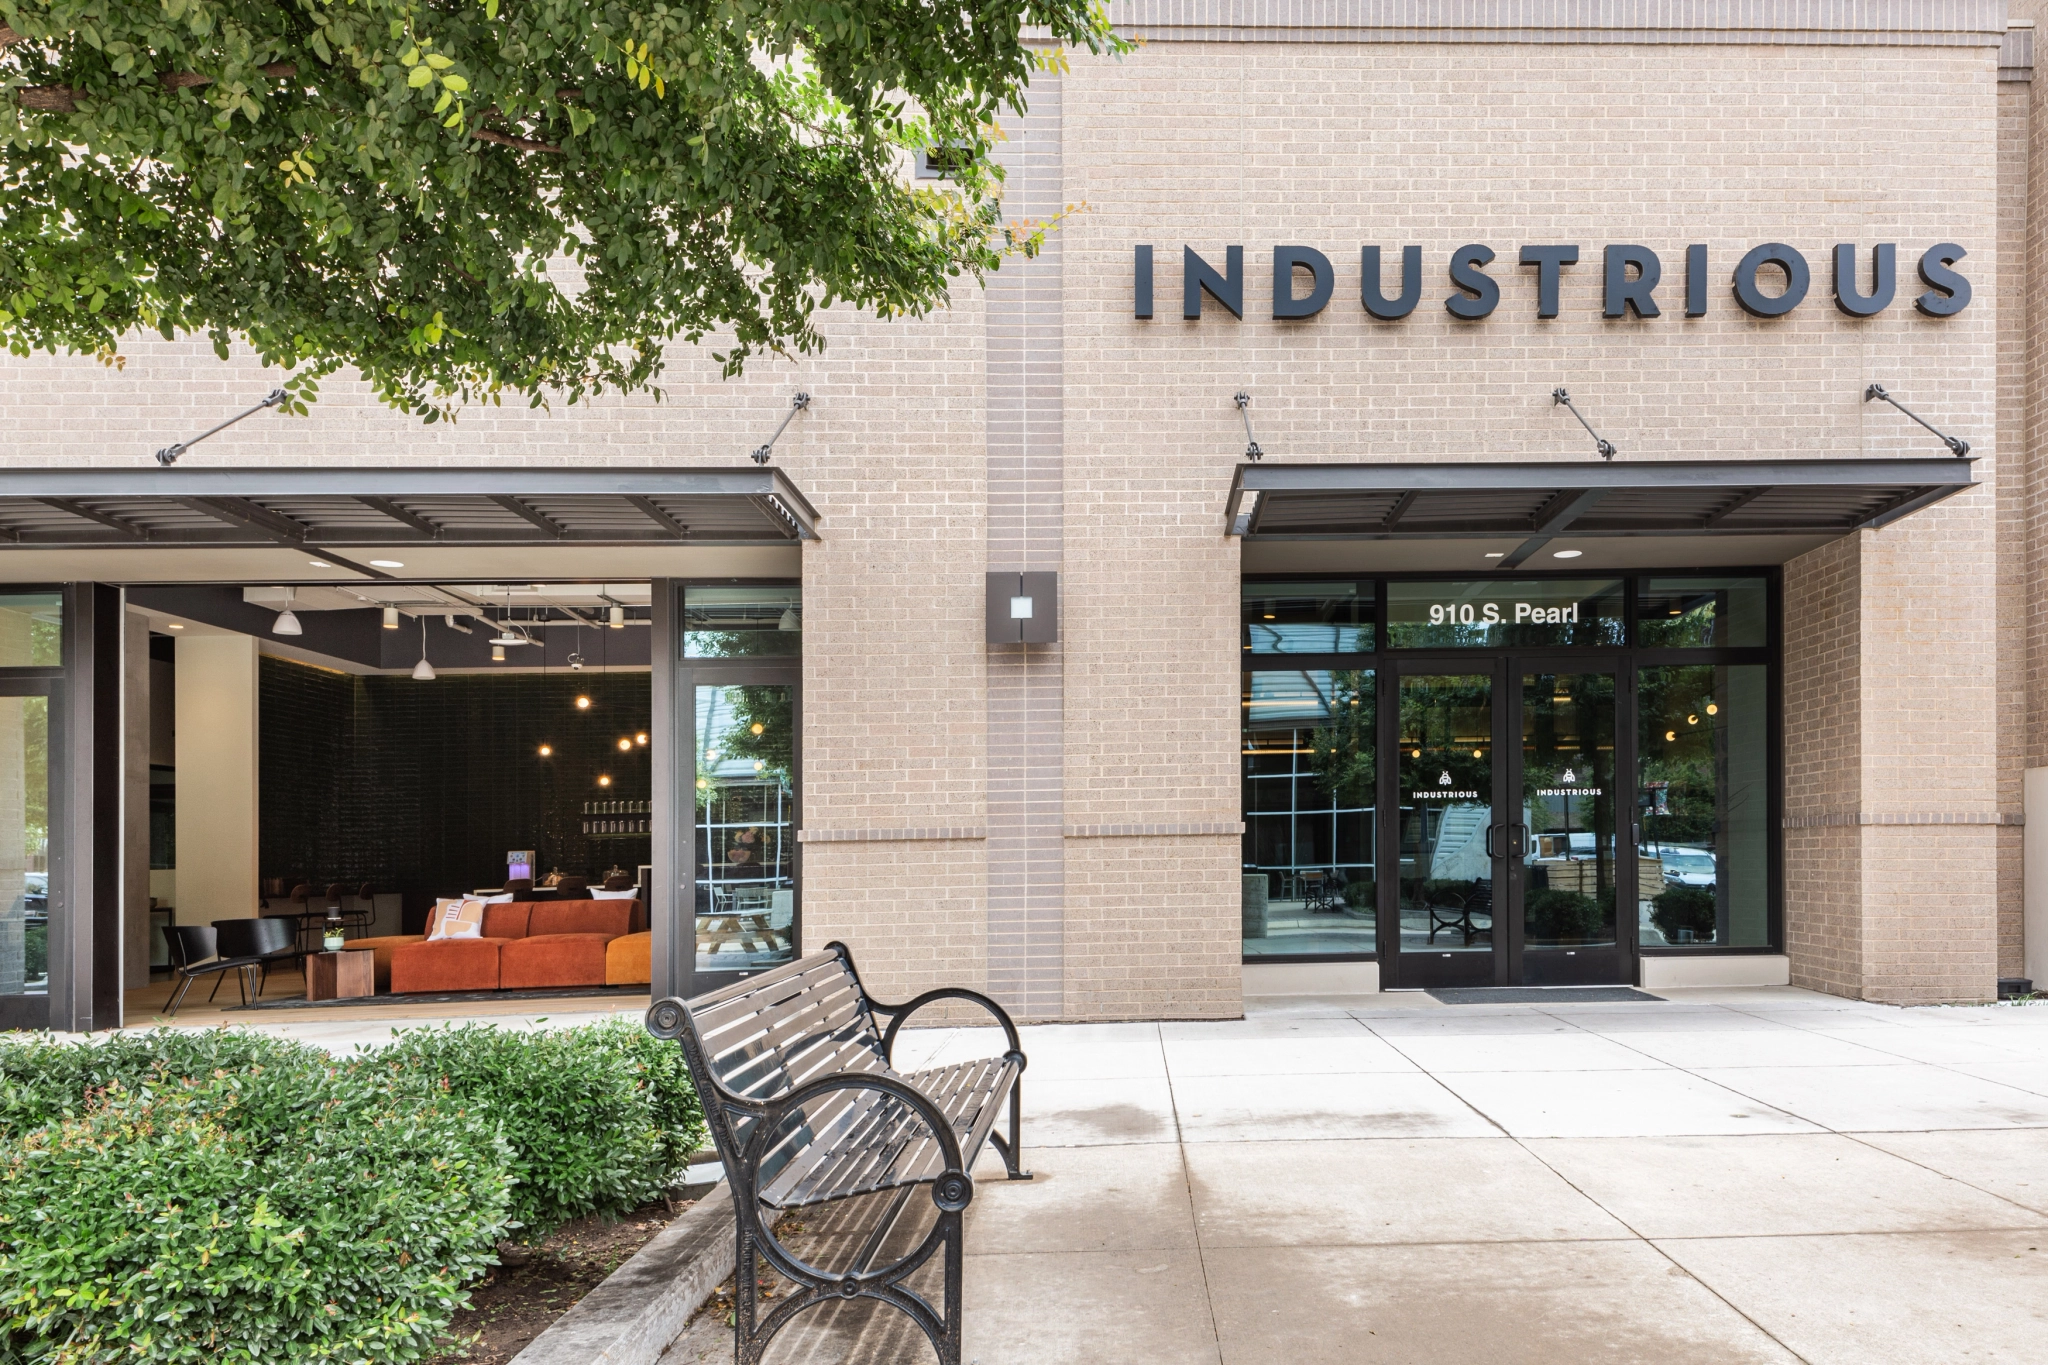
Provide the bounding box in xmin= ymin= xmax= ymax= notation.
xmin=1391 ymin=666 xmax=1503 ymax=987
xmin=1512 ymin=664 xmax=1623 ymax=985
xmin=1384 ymin=660 xmax=1628 ymax=987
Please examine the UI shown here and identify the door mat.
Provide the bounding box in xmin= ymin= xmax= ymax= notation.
xmin=1426 ymin=986 xmax=1664 ymax=1004
xmin=224 ymin=984 xmax=652 ymax=1012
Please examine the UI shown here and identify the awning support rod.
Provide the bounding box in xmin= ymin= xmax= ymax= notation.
xmin=1234 ymin=392 xmax=1264 ymax=462
xmin=154 ymin=388 xmax=288 ymax=466
xmin=750 ymin=392 xmax=812 ymax=464
xmin=1552 ymin=388 xmax=1616 ymax=460
xmin=1864 ymin=384 xmax=1971 ymax=457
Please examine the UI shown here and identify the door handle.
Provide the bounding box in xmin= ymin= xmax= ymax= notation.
xmin=1509 ymin=823 xmax=1530 ymax=858
xmin=1485 ymin=824 xmax=1499 ymax=858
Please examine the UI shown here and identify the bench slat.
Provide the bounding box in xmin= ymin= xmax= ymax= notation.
xmin=760 ymin=1056 xmax=1019 ymax=1208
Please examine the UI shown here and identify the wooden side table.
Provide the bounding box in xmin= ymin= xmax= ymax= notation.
xmin=305 ymin=949 xmax=374 ymax=1002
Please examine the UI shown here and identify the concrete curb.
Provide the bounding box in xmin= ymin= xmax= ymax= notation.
xmin=508 ymin=1185 xmax=735 ymax=1365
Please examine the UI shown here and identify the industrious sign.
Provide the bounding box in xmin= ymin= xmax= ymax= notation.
xmin=1133 ymin=243 xmax=1972 ymax=322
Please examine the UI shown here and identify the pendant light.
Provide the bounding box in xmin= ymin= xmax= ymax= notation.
xmin=411 ymin=616 xmax=436 ymax=681
xmin=382 ymin=606 xmax=400 ymax=630
xmin=272 ymin=588 xmax=302 ymax=636
xmin=609 ymin=604 xmax=626 ymax=629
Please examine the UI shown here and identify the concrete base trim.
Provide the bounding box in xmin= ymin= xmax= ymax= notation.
xmin=1244 ymin=959 xmax=1381 ymax=996
xmin=1640 ymin=954 xmax=1792 ymax=989
xmin=510 ymin=1185 xmax=734 ymax=1365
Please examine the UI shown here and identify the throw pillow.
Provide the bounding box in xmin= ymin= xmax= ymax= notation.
xmin=427 ymin=899 xmax=486 ymax=941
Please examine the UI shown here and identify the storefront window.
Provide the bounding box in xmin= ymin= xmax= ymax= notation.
xmin=0 ymin=695 xmax=49 ymax=998
xmin=1242 ymin=670 xmax=1376 ymax=956
xmin=1638 ymin=664 xmax=1769 ymax=947
xmin=696 ymin=683 xmax=796 ymax=972
xmin=0 ymin=593 xmax=61 ymax=668
xmin=683 ymin=584 xmax=800 ymax=658
xmin=1637 ymin=577 xmax=1767 ymax=648
xmin=1386 ymin=579 xmax=1624 ymax=649
xmin=1242 ymin=581 xmax=1374 ymax=654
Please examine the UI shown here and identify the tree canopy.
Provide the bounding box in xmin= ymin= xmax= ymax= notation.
xmin=0 ymin=1 xmax=1119 ymax=418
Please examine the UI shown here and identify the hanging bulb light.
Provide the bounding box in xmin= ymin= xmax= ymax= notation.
xmin=383 ymin=607 xmax=400 ymax=630
xmin=492 ymin=643 xmax=507 ymax=662
xmin=778 ymin=605 xmax=799 ymax=632
xmin=1706 ymin=702 xmax=1719 ymax=716
xmin=575 ymin=695 xmax=591 ymax=710
xmin=412 ymin=617 xmax=436 ymax=681
xmin=568 ymin=652 xmax=584 ymax=670
xmin=272 ymin=589 xmax=302 ymax=636
xmin=609 ymin=605 xmax=626 ymax=629
xmin=537 ymin=744 xmax=553 ymax=758
xmin=618 ymin=737 xmax=633 ymax=752
xmin=597 ymin=774 xmax=613 ymax=787
xmin=636 ymin=732 xmax=649 ymax=746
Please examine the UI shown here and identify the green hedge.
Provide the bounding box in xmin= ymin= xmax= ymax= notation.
xmin=0 ymin=1019 xmax=706 ymax=1365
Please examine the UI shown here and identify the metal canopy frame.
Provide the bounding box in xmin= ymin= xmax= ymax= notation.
xmin=1225 ymin=458 xmax=1978 ymax=560
xmin=0 ymin=467 xmax=820 ymax=554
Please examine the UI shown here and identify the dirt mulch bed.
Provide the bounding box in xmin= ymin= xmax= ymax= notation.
xmin=429 ymin=1199 xmax=695 ymax=1364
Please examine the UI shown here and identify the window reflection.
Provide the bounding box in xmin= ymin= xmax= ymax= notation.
xmin=684 ymin=584 xmax=800 ymax=658
xmin=0 ymin=695 xmax=49 ymax=997
xmin=1637 ymin=577 xmax=1767 ymax=649
xmin=696 ymin=683 xmax=796 ymax=971
xmin=1242 ymin=581 xmax=1373 ymax=654
xmin=1242 ymin=670 xmax=1376 ymax=956
xmin=1638 ymin=664 xmax=1769 ymax=946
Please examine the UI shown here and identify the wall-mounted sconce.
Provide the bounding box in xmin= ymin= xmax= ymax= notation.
xmin=986 ymin=571 xmax=1058 ymax=644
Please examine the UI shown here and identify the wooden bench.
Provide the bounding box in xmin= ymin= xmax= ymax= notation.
xmin=646 ymin=942 xmax=1028 ymax=1365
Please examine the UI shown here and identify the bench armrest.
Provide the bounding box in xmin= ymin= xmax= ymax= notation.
xmin=870 ymin=987 xmax=1026 ymax=1072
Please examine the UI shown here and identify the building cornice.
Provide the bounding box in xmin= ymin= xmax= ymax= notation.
xmin=1108 ymin=0 xmax=2009 ymax=46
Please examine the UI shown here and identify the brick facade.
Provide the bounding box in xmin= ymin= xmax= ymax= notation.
xmin=0 ymin=0 xmax=2031 ymax=1012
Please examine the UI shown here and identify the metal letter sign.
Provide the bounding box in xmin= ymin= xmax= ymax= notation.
xmin=1133 ymin=241 xmax=1968 ymax=324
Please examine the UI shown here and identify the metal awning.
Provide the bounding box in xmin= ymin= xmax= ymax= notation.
xmin=1227 ymin=458 xmax=1977 ymax=570
xmin=0 ymin=466 xmax=815 ymax=547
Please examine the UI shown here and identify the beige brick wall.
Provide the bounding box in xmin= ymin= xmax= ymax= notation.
xmin=0 ymin=20 xmax=2018 ymax=1011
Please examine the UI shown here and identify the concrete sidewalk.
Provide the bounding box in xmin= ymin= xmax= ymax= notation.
xmin=857 ymin=988 xmax=2048 ymax=1365
xmin=144 ymin=985 xmax=2048 ymax=1362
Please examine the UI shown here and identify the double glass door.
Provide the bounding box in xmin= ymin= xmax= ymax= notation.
xmin=1390 ymin=657 xmax=1624 ymax=987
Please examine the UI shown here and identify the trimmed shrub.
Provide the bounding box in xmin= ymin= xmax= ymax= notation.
xmin=0 ymin=1045 xmax=512 ymax=1364
xmin=0 ymin=1019 xmax=707 ymax=1363
xmin=372 ymin=1017 xmax=706 ymax=1241
xmin=1652 ymin=885 xmax=1718 ymax=943
xmin=0 ymin=1028 xmax=322 ymax=1137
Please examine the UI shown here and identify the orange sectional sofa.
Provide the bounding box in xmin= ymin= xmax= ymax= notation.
xmin=370 ymin=898 xmax=641 ymax=994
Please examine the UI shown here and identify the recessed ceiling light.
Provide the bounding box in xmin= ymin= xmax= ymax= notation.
xmin=166 ymin=623 xmax=184 ymax=630
xmin=369 ymin=559 xmax=405 ymax=568
xmin=1552 ymin=549 xmax=1583 ymax=559
xmin=1484 ymin=552 xmax=1505 ymax=558
xmin=307 ymin=560 xmax=331 ymax=568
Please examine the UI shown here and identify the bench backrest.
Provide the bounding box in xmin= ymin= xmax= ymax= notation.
xmin=678 ymin=947 xmax=888 ymax=1183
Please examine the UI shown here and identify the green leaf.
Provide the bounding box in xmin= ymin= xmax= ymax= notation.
xmin=441 ymin=74 xmax=468 ymax=93
xmin=407 ymin=65 xmax=434 ymax=88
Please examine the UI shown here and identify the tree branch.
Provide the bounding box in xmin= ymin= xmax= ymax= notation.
xmin=0 ymin=26 xmax=24 ymax=48
xmin=14 ymin=64 xmax=299 ymax=112
xmin=473 ymin=128 xmax=561 ymax=154
xmin=18 ymin=86 xmax=78 ymax=113
xmin=162 ymin=63 xmax=297 ymax=90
